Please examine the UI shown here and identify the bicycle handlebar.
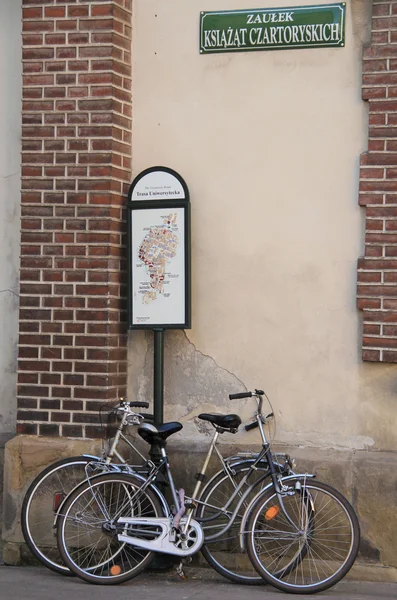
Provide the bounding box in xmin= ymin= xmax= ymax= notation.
xmin=120 ymin=401 xmax=149 ymax=409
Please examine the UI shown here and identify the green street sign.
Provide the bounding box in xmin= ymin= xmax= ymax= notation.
xmin=200 ymin=3 xmax=346 ymax=54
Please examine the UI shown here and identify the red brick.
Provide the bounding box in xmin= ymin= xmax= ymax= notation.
xmin=23 ymin=8 xmax=43 ymax=19
xmin=57 ymin=47 xmax=77 ymax=60
xmin=91 ymin=5 xmax=113 ymax=17
xmin=23 ymin=62 xmax=44 ymax=74
xmin=363 ymin=336 xmax=397 ymax=348
xmin=24 ymin=47 xmax=55 ymax=62
xmin=62 ymin=425 xmax=83 ymax=437
xmin=382 ymin=350 xmax=397 ymax=362
xmin=362 ymin=349 xmax=381 ymax=361
xmin=68 ymin=61 xmax=89 ymax=71
xmin=56 ymin=20 xmax=78 ymax=31
xmin=68 ymin=33 xmax=89 ymax=44
xmin=23 ymin=20 xmax=54 ymax=33
xmin=362 ymin=311 xmax=397 ymax=323
xmin=23 ymin=34 xmax=44 ymax=46
xmin=44 ymin=87 xmax=66 ymax=98
xmin=17 ymin=424 xmax=38 ymax=435
xmin=45 ymin=33 xmax=66 ymax=44
xmin=68 ymin=6 xmax=89 ymax=17
xmin=80 ymin=19 xmax=113 ymax=31
xmin=79 ymin=46 xmax=112 ymax=58
xmin=45 ymin=7 xmax=66 ymax=18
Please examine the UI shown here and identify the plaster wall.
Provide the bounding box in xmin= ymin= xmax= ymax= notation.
xmin=125 ymin=2 xmax=397 ymax=569
xmin=0 ymin=0 xmax=21 ymax=535
xmin=128 ymin=0 xmax=396 ymax=454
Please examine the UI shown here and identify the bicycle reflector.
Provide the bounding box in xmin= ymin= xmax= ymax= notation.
xmin=53 ymin=492 xmax=66 ymax=512
xmin=110 ymin=565 xmax=122 ymax=576
xmin=265 ymin=505 xmax=280 ymax=521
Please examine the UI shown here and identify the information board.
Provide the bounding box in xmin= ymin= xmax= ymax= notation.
xmin=127 ymin=167 xmax=191 ymax=330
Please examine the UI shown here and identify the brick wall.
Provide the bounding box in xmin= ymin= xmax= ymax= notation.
xmin=18 ymin=0 xmax=132 ymax=437
xmin=358 ymin=1 xmax=397 ymax=362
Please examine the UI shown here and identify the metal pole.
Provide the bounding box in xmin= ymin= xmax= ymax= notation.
xmin=153 ymin=328 xmax=164 ymax=426
xmin=149 ymin=328 xmax=174 ymax=570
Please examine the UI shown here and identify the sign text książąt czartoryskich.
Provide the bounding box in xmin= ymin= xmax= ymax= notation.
xmin=200 ymin=3 xmax=346 ymax=54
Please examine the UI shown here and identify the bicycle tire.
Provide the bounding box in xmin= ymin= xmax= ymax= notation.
xmin=56 ymin=473 xmax=163 ymax=585
xmin=21 ymin=455 xmax=102 ymax=575
xmin=246 ymin=478 xmax=360 ymax=594
xmin=197 ymin=461 xmax=272 ymax=584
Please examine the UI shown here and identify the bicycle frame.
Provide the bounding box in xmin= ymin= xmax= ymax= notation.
xmin=115 ymin=395 xmax=312 ymax=557
xmin=59 ymin=392 xmax=313 ymax=559
xmin=103 ymin=408 xmax=152 ymax=468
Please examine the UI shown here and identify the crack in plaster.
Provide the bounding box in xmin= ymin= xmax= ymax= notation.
xmin=0 ymin=289 xmax=19 ymax=297
xmin=182 ymin=330 xmax=247 ymax=390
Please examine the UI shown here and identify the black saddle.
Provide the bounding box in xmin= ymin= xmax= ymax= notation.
xmin=138 ymin=421 xmax=183 ymax=446
xmin=198 ymin=413 xmax=241 ymax=431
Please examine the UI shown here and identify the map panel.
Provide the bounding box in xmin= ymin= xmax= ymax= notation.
xmin=131 ymin=207 xmax=185 ymax=326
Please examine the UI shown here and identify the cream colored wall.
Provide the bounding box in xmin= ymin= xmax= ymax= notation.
xmin=130 ymin=0 xmax=397 ymax=452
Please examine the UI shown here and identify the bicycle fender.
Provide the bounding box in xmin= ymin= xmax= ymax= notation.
xmin=53 ymin=471 xmax=170 ymax=527
xmin=238 ymin=473 xmax=316 ymax=551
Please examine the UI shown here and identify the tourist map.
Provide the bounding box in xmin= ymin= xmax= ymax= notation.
xmin=131 ymin=207 xmax=185 ymax=325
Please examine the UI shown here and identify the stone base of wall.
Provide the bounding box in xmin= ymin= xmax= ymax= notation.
xmin=2 ymin=435 xmax=397 ymax=581
xmin=2 ymin=435 xmax=102 ymax=548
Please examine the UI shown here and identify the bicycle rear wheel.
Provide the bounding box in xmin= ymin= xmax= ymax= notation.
xmin=197 ymin=461 xmax=271 ymax=584
xmin=21 ymin=456 xmax=102 ymax=575
xmin=57 ymin=473 xmax=163 ymax=585
xmin=246 ymin=478 xmax=360 ymax=594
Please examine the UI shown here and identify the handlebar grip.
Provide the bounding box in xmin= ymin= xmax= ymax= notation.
xmin=129 ymin=401 xmax=149 ymax=409
xmin=229 ymin=392 xmax=252 ymax=400
xmin=245 ymin=421 xmax=259 ymax=432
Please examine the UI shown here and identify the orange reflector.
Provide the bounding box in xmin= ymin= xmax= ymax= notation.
xmin=265 ymin=506 xmax=280 ymax=521
xmin=110 ymin=565 xmax=121 ymax=576
xmin=53 ymin=493 xmax=66 ymax=512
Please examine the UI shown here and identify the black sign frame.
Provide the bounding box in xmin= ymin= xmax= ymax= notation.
xmin=127 ymin=166 xmax=191 ymax=330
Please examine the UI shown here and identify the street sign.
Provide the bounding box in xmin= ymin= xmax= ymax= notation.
xmin=127 ymin=167 xmax=191 ymax=330
xmin=200 ymin=3 xmax=346 ymax=54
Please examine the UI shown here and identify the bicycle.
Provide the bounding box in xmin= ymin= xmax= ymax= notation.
xmin=21 ymin=395 xmax=287 ymax=583
xmin=22 ymin=394 xmax=293 ymax=584
xmin=55 ymin=389 xmax=360 ymax=592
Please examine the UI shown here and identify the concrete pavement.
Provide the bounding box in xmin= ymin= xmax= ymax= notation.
xmin=0 ymin=565 xmax=396 ymax=600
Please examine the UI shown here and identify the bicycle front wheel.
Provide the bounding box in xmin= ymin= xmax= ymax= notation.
xmin=246 ymin=478 xmax=360 ymax=594
xmin=57 ymin=473 xmax=164 ymax=585
xmin=21 ymin=456 xmax=102 ymax=575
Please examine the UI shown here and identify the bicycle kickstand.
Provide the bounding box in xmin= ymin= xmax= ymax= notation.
xmin=175 ymin=560 xmax=187 ymax=580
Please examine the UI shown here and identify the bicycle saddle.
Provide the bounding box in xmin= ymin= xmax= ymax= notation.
xmin=138 ymin=421 xmax=183 ymax=445
xmin=198 ymin=413 xmax=242 ymax=431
